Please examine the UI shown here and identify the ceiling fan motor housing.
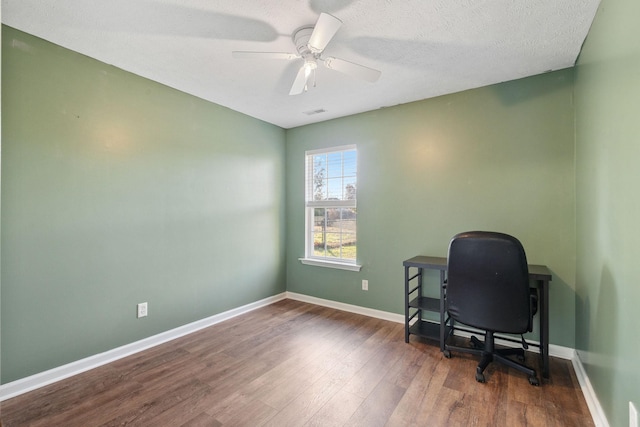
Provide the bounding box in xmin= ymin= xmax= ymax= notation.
xmin=293 ymin=27 xmax=316 ymax=57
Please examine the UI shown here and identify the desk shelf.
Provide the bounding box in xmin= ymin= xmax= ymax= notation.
xmin=409 ymin=320 xmax=451 ymax=341
xmin=408 ymin=296 xmax=440 ymax=312
xmin=403 ymin=256 xmax=448 ymax=349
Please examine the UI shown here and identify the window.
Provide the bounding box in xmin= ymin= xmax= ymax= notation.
xmin=301 ymin=145 xmax=361 ymax=271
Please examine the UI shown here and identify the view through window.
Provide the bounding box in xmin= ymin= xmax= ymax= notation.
xmin=305 ymin=145 xmax=357 ymax=263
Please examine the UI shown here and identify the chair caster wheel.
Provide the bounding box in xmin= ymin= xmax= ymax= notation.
xmin=475 ymin=372 xmax=485 ymax=383
xmin=528 ymin=376 xmax=540 ymax=386
xmin=443 ymin=350 xmax=451 ymax=359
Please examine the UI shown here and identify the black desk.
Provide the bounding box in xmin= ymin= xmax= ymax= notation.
xmin=403 ymin=255 xmax=552 ymax=378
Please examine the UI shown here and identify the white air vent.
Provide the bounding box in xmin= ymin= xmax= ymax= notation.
xmin=303 ymin=108 xmax=327 ymax=115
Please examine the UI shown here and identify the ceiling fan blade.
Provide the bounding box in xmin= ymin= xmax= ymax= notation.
xmin=308 ymin=13 xmax=342 ymax=53
xmin=289 ymin=65 xmax=309 ymax=95
xmin=232 ymin=51 xmax=298 ymax=60
xmin=323 ymin=57 xmax=382 ymax=82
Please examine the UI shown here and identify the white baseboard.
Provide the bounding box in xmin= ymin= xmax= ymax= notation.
xmin=0 ymin=293 xmax=287 ymax=402
xmin=571 ymin=353 xmax=610 ymax=427
xmin=285 ymin=291 xmax=405 ymax=324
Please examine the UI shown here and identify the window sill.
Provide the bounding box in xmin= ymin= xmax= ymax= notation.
xmin=299 ymin=258 xmax=362 ymax=272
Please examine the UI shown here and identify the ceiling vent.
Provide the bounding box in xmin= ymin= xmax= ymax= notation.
xmin=303 ymin=108 xmax=327 ymax=115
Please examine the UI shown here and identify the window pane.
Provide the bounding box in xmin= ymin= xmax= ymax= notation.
xmin=341 ymin=208 xmax=357 ymax=260
xmin=313 ymin=208 xmax=326 ymax=234
xmin=344 ymin=178 xmax=356 ymax=200
xmin=320 ymin=208 xmax=339 ymax=259
xmin=311 ymin=208 xmax=357 ymax=260
xmin=327 ymin=177 xmax=343 ymax=200
xmin=325 ymin=232 xmax=342 ymax=258
xmin=313 ymin=208 xmax=326 ymax=257
xmin=313 ymin=154 xmax=327 ymax=171
xmin=312 ymin=155 xmax=327 ymax=201
xmin=313 ymin=232 xmax=326 ymax=257
xmin=327 ymin=152 xmax=342 ymax=178
xmin=343 ymin=150 xmax=357 ymax=177
xmin=308 ymin=149 xmax=357 ymax=202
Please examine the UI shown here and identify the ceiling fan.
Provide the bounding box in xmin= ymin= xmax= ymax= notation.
xmin=232 ymin=13 xmax=382 ymax=95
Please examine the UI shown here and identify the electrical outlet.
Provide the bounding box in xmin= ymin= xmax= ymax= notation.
xmin=362 ymin=279 xmax=368 ymax=291
xmin=137 ymin=302 xmax=148 ymax=318
xmin=631 ymin=402 xmax=638 ymax=427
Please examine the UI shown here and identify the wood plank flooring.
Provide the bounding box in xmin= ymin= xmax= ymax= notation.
xmin=0 ymin=299 xmax=594 ymax=426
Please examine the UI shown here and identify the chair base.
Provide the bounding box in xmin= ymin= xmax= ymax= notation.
xmin=445 ymin=332 xmax=540 ymax=386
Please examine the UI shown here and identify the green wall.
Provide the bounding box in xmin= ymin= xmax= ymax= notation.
xmin=285 ymin=70 xmax=576 ymax=347
xmin=574 ymin=0 xmax=640 ymax=425
xmin=1 ymin=26 xmax=286 ymax=383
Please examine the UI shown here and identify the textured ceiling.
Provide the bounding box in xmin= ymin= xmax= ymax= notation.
xmin=2 ymin=0 xmax=600 ymax=129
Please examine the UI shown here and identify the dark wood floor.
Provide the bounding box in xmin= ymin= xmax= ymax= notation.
xmin=1 ymin=299 xmax=593 ymax=427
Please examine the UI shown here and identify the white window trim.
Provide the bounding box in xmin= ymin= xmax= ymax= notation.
xmin=302 ymin=144 xmax=361 ymax=271
xmin=298 ymin=257 xmax=362 ymax=272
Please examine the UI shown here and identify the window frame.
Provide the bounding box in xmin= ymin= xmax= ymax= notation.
xmin=299 ymin=144 xmax=362 ymax=272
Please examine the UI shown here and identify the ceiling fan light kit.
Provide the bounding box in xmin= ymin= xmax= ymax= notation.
xmin=232 ymin=12 xmax=382 ymax=96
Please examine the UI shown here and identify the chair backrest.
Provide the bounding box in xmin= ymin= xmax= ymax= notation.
xmin=446 ymin=231 xmax=531 ymax=334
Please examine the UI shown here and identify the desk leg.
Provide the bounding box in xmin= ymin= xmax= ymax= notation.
xmin=417 ymin=268 xmax=423 ymax=324
xmin=439 ymin=269 xmax=446 ymax=352
xmin=539 ymin=279 xmax=550 ymax=378
xmin=404 ymin=266 xmax=410 ymax=343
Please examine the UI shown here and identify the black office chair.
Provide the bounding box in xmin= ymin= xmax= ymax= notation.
xmin=444 ymin=231 xmax=540 ymax=386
